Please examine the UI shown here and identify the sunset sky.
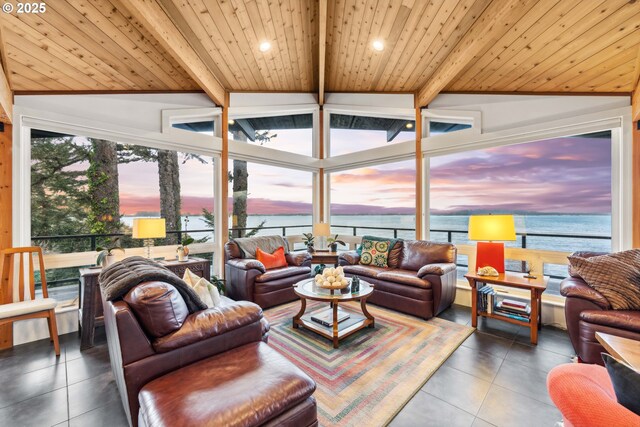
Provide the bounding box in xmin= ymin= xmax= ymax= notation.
xmin=67 ymin=132 xmax=612 ymax=216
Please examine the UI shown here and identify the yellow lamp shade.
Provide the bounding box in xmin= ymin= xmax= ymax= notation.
xmin=468 ymin=215 xmax=516 ymax=241
xmin=132 ymin=218 xmax=166 ymax=239
xmin=313 ymin=222 xmax=331 ymax=237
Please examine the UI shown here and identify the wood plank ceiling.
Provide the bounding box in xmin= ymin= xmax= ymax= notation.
xmin=0 ymin=0 xmax=638 ymax=112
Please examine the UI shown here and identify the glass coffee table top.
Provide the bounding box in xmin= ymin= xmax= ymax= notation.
xmin=294 ymin=278 xmax=373 ymax=301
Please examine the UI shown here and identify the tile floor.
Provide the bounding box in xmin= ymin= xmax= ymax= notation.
xmin=0 ymin=304 xmax=571 ymax=427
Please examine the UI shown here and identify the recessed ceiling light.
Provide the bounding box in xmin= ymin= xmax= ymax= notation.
xmin=372 ymin=40 xmax=384 ymax=51
xmin=228 ymin=119 xmax=235 ymax=125
xmin=406 ymin=122 xmax=414 ymax=129
xmin=259 ymin=41 xmax=271 ymax=52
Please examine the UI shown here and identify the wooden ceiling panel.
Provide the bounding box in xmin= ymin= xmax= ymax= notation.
xmin=446 ymin=0 xmax=640 ymax=93
xmin=0 ymin=0 xmax=636 ymax=104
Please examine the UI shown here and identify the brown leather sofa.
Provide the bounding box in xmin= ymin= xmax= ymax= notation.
xmin=225 ymin=238 xmax=312 ymax=308
xmin=103 ymin=281 xmax=317 ymax=427
xmin=560 ymin=251 xmax=640 ymax=365
xmin=339 ymin=239 xmax=457 ymax=319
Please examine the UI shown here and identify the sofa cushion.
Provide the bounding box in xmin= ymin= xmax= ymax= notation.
xmin=343 ymin=264 xmax=387 ymax=278
xmin=359 ymin=238 xmax=392 ymax=267
xmin=579 ymin=310 xmax=640 ymax=333
xmin=256 ymin=246 xmax=288 ymax=270
xmin=568 ymin=251 xmax=640 ymax=310
xmin=255 ymin=266 xmax=311 ymax=283
xmin=139 ymin=342 xmax=316 ymax=427
xmin=399 ymin=240 xmax=456 ymax=271
xmin=152 ymin=301 xmax=263 ymax=352
xmin=123 ymin=282 xmax=189 ymax=338
xmin=233 ymin=235 xmax=290 ymax=259
xmin=377 ymin=269 xmax=431 ymax=289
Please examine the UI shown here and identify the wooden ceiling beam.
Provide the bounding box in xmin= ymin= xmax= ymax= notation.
xmin=121 ymin=0 xmax=226 ymax=106
xmin=416 ymin=0 xmax=531 ymax=108
xmin=0 ymin=54 xmax=12 ymax=124
xmin=318 ymin=0 xmax=327 ymax=105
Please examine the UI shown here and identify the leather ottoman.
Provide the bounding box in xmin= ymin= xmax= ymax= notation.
xmin=138 ymin=342 xmax=318 ymax=427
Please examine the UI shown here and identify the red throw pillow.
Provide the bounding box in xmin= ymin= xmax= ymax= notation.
xmin=256 ymin=246 xmax=287 ymax=270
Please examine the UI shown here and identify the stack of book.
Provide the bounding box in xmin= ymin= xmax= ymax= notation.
xmin=494 ymin=298 xmax=531 ymax=322
xmin=477 ymin=285 xmax=497 ymax=314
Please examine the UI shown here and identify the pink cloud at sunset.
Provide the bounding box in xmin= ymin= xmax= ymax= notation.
xmin=430 ymin=136 xmax=611 ymax=214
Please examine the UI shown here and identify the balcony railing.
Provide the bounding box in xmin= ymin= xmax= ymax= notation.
xmin=32 ymin=224 xmax=611 ymax=297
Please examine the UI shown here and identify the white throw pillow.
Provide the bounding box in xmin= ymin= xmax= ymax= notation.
xmin=182 ymin=268 xmax=222 ymax=308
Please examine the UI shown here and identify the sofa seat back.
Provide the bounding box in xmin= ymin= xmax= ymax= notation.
xmin=398 ymin=240 xmax=456 ymax=271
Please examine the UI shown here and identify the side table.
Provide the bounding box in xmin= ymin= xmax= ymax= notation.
xmin=465 ymin=271 xmax=548 ymax=344
xmin=79 ymin=257 xmax=211 ymax=350
xmin=310 ymin=251 xmax=341 ymax=267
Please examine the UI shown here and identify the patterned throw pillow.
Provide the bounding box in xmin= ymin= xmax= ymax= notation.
xmin=568 ymin=250 xmax=640 ymax=310
xmin=359 ymin=238 xmax=391 ymax=268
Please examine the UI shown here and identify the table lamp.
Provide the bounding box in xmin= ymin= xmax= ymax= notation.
xmin=468 ymin=214 xmax=516 ymax=273
xmin=132 ymin=218 xmax=166 ymax=259
xmin=313 ymin=222 xmax=331 ymax=249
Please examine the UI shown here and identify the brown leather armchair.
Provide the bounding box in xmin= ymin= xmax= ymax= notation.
xmin=560 ymin=251 xmax=640 ymax=365
xmin=103 ymin=281 xmax=316 ymax=427
xmin=339 ymin=239 xmax=457 ymax=319
xmin=225 ymin=238 xmax=312 ymax=308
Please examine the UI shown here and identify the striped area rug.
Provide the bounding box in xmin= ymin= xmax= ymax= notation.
xmin=264 ymin=300 xmax=474 ymax=427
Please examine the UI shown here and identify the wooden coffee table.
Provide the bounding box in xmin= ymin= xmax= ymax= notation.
xmin=293 ymin=278 xmax=375 ymax=348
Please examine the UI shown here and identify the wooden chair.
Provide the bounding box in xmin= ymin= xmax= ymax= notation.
xmin=0 ymin=247 xmax=60 ymax=356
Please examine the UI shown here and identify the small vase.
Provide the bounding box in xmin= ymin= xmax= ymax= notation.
xmin=102 ymin=254 xmax=116 ymax=267
xmin=330 ymin=243 xmax=338 ymax=252
xmin=307 ymin=245 xmax=315 ymax=253
xmin=177 ymin=248 xmax=189 ymax=262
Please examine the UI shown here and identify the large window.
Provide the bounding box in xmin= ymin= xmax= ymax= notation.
xmin=330 ymin=159 xmax=416 ymax=239
xmin=429 ymin=132 xmax=612 ymax=294
xmin=329 ymin=113 xmax=415 ymax=156
xmin=227 ymin=159 xmax=312 ymax=244
xmin=228 ymin=113 xmax=313 ymax=156
xmin=30 ymin=130 xmax=215 ymax=300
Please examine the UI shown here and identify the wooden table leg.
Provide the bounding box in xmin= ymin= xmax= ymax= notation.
xmin=332 ymin=302 xmax=339 ymax=349
xmin=530 ymin=288 xmax=539 ymax=345
xmin=537 ymin=292 xmax=542 ymax=330
xmin=361 ymin=297 xmax=375 ymax=328
xmin=293 ymin=297 xmax=306 ymax=329
xmin=80 ymin=277 xmax=97 ymax=350
xmin=469 ymin=279 xmax=478 ymax=328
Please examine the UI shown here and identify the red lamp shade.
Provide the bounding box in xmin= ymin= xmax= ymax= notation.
xmin=468 ymin=215 xmax=517 ymax=273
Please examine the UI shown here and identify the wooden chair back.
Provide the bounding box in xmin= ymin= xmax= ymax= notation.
xmin=0 ymin=246 xmax=48 ymax=304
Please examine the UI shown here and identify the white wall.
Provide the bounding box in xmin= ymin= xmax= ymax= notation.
xmin=15 ymin=93 xmax=216 ymax=134
xmin=429 ymin=93 xmax=630 ymax=133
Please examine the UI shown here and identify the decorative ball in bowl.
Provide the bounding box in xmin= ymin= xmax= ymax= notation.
xmin=314 ymin=266 xmax=350 ymax=289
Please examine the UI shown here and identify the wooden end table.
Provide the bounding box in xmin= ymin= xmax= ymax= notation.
xmin=293 ymin=278 xmax=375 ymax=348
xmin=79 ymin=257 xmax=211 ymax=350
xmin=596 ymin=332 xmax=640 ymax=371
xmin=309 ymin=250 xmax=341 ymax=267
xmin=465 ymin=271 xmax=548 ymax=344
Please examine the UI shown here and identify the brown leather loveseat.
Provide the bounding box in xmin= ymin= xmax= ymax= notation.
xmin=339 ymin=239 xmax=457 ymax=319
xmin=560 ymin=251 xmax=640 ymax=365
xmin=103 ymin=281 xmax=317 ymax=427
xmin=225 ymin=235 xmax=312 ymax=308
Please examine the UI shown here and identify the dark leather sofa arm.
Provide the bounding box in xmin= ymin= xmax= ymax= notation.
xmin=417 ymin=263 xmax=457 ymax=278
xmin=286 ymin=250 xmax=312 ymax=267
xmin=338 ymin=250 xmax=360 ymax=266
xmin=226 ymin=258 xmax=267 ymax=273
xmin=153 ymin=301 xmax=264 ymax=352
xmin=560 ymin=277 xmax=611 ymax=310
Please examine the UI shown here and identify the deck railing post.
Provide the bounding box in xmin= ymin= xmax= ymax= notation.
xmin=90 ymin=236 xmax=96 ymax=251
xmin=521 ymin=235 xmax=527 ymax=272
